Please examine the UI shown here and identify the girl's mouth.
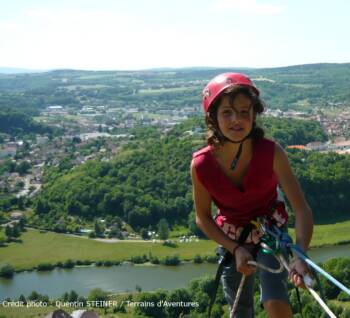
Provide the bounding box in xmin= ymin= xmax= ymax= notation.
xmin=230 ymin=127 xmax=243 ymax=132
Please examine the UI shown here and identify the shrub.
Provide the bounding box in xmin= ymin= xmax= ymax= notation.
xmin=37 ymin=263 xmax=55 ymax=271
xmin=87 ymin=288 xmax=109 ymax=303
xmin=27 ymin=291 xmax=40 ymax=301
xmin=150 ymin=257 xmax=160 ymax=265
xmin=0 ymin=264 xmax=14 ymax=278
xmin=130 ymin=255 xmax=147 ymax=264
xmin=162 ymin=255 xmax=181 ymax=266
xmin=193 ymin=255 xmax=203 ymax=264
xmin=163 ymin=240 xmax=178 ymax=248
xmin=103 ymin=260 xmax=114 ymax=267
xmin=62 ymin=259 xmax=75 ymax=269
xmin=204 ymin=255 xmax=218 ymax=263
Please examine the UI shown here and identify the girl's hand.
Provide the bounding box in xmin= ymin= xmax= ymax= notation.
xmin=289 ymin=258 xmax=312 ymax=288
xmin=234 ymin=246 xmax=256 ymax=276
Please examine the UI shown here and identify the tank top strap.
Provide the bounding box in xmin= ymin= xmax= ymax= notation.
xmin=251 ymin=138 xmax=275 ymax=175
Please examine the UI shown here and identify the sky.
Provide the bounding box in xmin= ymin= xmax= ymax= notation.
xmin=0 ymin=0 xmax=349 ymax=71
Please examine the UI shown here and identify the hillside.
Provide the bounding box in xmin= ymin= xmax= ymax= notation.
xmin=30 ymin=117 xmax=348 ymax=234
xmin=0 ymin=63 xmax=349 ymax=114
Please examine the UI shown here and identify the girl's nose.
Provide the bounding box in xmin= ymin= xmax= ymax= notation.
xmin=229 ymin=110 xmax=240 ymax=121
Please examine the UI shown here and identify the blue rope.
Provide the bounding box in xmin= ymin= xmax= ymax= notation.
xmin=266 ymin=223 xmax=350 ymax=297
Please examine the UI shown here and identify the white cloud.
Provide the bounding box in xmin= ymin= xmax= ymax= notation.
xmin=1 ymin=7 xmax=256 ymax=70
xmin=0 ymin=8 xmax=153 ymax=69
xmin=0 ymin=4 xmax=291 ymax=70
xmin=211 ymin=0 xmax=287 ymax=16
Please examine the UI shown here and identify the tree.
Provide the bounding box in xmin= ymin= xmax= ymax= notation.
xmin=166 ymin=288 xmax=192 ymax=318
xmin=68 ymin=290 xmax=79 ymax=302
xmin=157 ymin=218 xmax=169 ymax=240
xmin=28 ymin=291 xmax=40 ymax=301
xmin=16 ymin=161 xmax=31 ymax=175
xmin=5 ymin=225 xmax=12 ymax=239
xmin=62 ymin=292 xmax=69 ymax=302
xmin=188 ymin=211 xmax=205 ymax=238
xmin=18 ymin=294 xmax=27 ymax=304
xmin=35 ymin=198 xmax=49 ymax=214
xmin=140 ymin=228 xmax=149 ymax=240
xmin=94 ymin=221 xmax=105 ymax=237
xmin=18 ymin=216 xmax=26 ymax=231
xmin=88 ymin=288 xmax=108 ymax=303
xmin=11 ymin=224 xmax=20 ymax=238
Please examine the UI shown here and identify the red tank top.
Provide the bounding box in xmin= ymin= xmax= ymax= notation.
xmin=192 ymin=138 xmax=279 ymax=227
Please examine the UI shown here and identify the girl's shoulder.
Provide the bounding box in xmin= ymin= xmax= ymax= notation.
xmin=254 ymin=137 xmax=276 ymax=154
xmin=257 ymin=137 xmax=276 ymax=146
xmin=192 ymin=145 xmax=213 ymax=171
xmin=192 ymin=145 xmax=212 ymax=159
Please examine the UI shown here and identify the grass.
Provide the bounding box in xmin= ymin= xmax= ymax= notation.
xmin=0 ymin=228 xmax=217 ymax=271
xmin=331 ymin=300 xmax=350 ymax=309
xmin=138 ymin=86 xmax=198 ymax=95
xmin=288 ymin=219 xmax=350 ymax=247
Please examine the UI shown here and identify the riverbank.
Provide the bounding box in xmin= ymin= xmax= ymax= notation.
xmin=0 ymin=220 xmax=350 ymax=271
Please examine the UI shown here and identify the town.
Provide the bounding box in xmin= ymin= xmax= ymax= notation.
xmin=1 ymin=102 xmax=350 ymax=207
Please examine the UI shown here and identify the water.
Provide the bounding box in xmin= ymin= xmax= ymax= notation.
xmin=0 ymin=263 xmax=217 ymax=299
xmin=1 ymin=244 xmax=349 ymax=299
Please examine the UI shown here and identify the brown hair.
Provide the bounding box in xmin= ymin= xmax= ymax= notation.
xmin=205 ymin=86 xmax=265 ymax=146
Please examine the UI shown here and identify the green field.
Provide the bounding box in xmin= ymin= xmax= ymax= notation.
xmin=288 ymin=219 xmax=350 ymax=247
xmin=0 ymin=229 xmax=216 ymax=270
xmin=1 ymin=220 xmax=350 ymax=270
xmin=138 ymin=86 xmax=198 ymax=95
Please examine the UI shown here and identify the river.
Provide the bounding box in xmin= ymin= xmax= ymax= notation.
xmin=1 ymin=244 xmax=349 ymax=299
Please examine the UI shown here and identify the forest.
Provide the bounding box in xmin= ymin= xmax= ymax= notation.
xmin=0 ymin=110 xmax=54 ymax=137
xmin=27 ymin=116 xmax=349 ymax=233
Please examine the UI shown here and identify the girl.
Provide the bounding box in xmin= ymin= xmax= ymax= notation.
xmin=191 ymin=73 xmax=313 ymax=317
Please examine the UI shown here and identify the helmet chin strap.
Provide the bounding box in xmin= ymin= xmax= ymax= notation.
xmin=220 ymin=129 xmax=253 ymax=170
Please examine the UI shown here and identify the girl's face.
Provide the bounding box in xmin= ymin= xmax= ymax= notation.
xmin=216 ymin=93 xmax=255 ymax=142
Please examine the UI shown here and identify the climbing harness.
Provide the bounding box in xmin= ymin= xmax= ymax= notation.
xmin=209 ymin=217 xmax=350 ymax=318
xmin=243 ymin=217 xmax=350 ymax=318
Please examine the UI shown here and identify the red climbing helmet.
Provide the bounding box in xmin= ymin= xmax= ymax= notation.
xmin=202 ymin=73 xmax=260 ymax=113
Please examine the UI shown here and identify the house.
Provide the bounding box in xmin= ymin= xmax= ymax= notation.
xmin=287 ymin=145 xmax=307 ymax=150
xmin=10 ymin=212 xmax=24 ymax=220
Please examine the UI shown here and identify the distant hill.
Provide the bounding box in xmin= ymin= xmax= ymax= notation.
xmin=0 ymin=63 xmax=349 ymax=112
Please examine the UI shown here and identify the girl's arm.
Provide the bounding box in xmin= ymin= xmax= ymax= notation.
xmin=273 ymin=143 xmax=313 ymax=252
